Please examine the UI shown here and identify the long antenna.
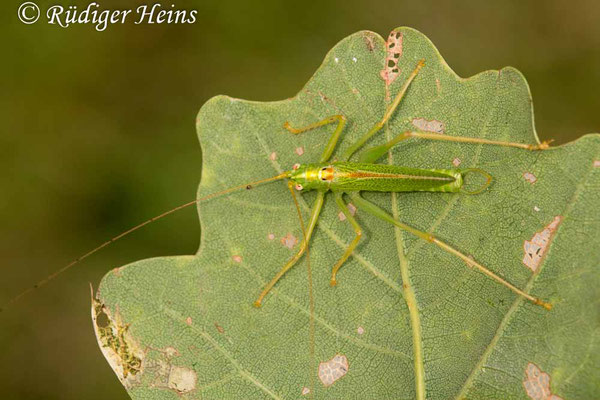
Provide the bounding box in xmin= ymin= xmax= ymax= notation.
xmin=1 ymin=171 xmax=290 ymax=312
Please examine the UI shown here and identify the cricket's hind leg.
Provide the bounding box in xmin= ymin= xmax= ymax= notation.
xmin=359 ymin=130 xmax=552 ymax=164
xmin=330 ymin=192 xmax=363 ymax=286
xmin=283 ymin=114 xmax=347 ymax=163
xmin=349 ymin=192 xmax=553 ymax=310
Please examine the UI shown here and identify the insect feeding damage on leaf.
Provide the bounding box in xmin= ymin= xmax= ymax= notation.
xmin=523 ymin=171 xmax=537 ymax=184
xmin=92 ymin=288 xmax=198 ymax=395
xmin=318 ymin=354 xmax=349 ymax=387
xmin=523 ymin=363 xmax=563 ymax=400
xmin=523 ymin=216 xmax=563 ymax=273
xmin=281 ymin=232 xmax=298 ymax=249
xmin=380 ymin=30 xmax=403 ymax=101
xmin=91 ymin=289 xmax=144 ymax=388
xmin=411 ymin=117 xmax=445 ymax=134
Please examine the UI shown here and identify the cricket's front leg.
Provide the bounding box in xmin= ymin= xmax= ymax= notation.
xmin=283 ymin=114 xmax=347 ymax=163
xmin=254 ymin=191 xmax=326 ymax=307
xmin=343 ymin=59 xmax=425 ymax=161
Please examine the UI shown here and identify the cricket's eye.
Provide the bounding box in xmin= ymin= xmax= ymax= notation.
xmin=292 ymin=163 xmax=301 ymax=170
xmin=320 ymin=166 xmax=334 ymax=181
xmin=295 ymin=184 xmax=303 ymax=191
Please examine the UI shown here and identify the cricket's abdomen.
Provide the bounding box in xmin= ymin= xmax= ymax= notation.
xmin=329 ymin=162 xmax=462 ymax=193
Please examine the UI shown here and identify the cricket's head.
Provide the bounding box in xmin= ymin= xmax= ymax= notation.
xmin=288 ymin=163 xmax=330 ymax=191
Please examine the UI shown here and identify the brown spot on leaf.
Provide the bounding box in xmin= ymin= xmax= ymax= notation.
xmin=357 ymin=326 xmax=365 ymax=335
xmin=363 ymin=33 xmax=375 ymax=51
xmin=593 ymin=160 xmax=600 ymax=168
xmin=412 ymin=117 xmax=445 ymax=134
xmin=186 ymin=317 xmax=192 ymax=326
xmin=523 ymin=216 xmax=563 ymax=273
xmin=523 ymin=363 xmax=563 ymax=400
xmin=267 ymin=233 xmax=275 ymax=240
xmin=214 ymin=322 xmax=225 ymax=334
xmin=301 ymin=387 xmax=310 ymax=395
xmin=295 ymin=147 xmax=304 ymax=156
xmin=452 ymin=158 xmax=461 ymax=167
xmin=318 ymin=354 xmax=348 ymax=387
xmin=380 ymin=30 xmax=403 ymax=101
xmin=232 ymin=255 xmax=242 ymax=263
xmin=269 ymin=152 xmax=277 ymax=161
xmin=281 ymin=233 xmax=298 ymax=249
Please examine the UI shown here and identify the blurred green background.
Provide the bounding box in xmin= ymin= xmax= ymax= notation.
xmin=1 ymin=0 xmax=598 ymax=398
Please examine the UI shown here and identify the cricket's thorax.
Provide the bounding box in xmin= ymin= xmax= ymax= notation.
xmin=289 ymin=162 xmax=463 ymax=193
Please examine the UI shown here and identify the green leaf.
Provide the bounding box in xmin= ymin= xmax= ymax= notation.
xmin=93 ymin=27 xmax=600 ymax=399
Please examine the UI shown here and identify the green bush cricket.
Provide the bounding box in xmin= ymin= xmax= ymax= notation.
xmin=1 ymin=59 xmax=553 ymax=315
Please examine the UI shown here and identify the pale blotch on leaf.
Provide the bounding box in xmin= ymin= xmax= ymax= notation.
xmin=411 ymin=117 xmax=445 ymax=134
xmin=357 ymin=326 xmax=365 ymax=335
xmin=232 ymin=255 xmax=242 ymax=263
xmin=334 ymin=57 xmax=339 ymax=63
xmin=318 ymin=354 xmax=349 ymax=387
xmin=164 ymin=347 xmax=179 ymax=357
xmin=338 ymin=203 xmax=357 ymax=221
xmin=523 ymin=216 xmax=563 ymax=273
xmin=523 ymin=362 xmax=563 ymax=400
xmin=295 ymin=147 xmax=305 ymax=156
xmin=380 ymin=30 xmax=403 ymax=101
xmin=269 ymin=152 xmax=277 ymax=161
xmin=301 ymin=387 xmax=310 ymax=396
xmin=185 ymin=317 xmax=192 ymax=326
xmin=267 ymin=233 xmax=275 ymax=240
xmin=534 ymin=206 xmax=541 ymax=212
xmin=167 ymin=366 xmax=197 ymax=394
xmin=452 ymin=157 xmax=461 ymax=167
xmin=281 ymin=233 xmax=298 ymax=249
xmin=593 ymin=160 xmax=600 ymax=168
xmin=523 ymin=172 xmax=537 ymax=184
